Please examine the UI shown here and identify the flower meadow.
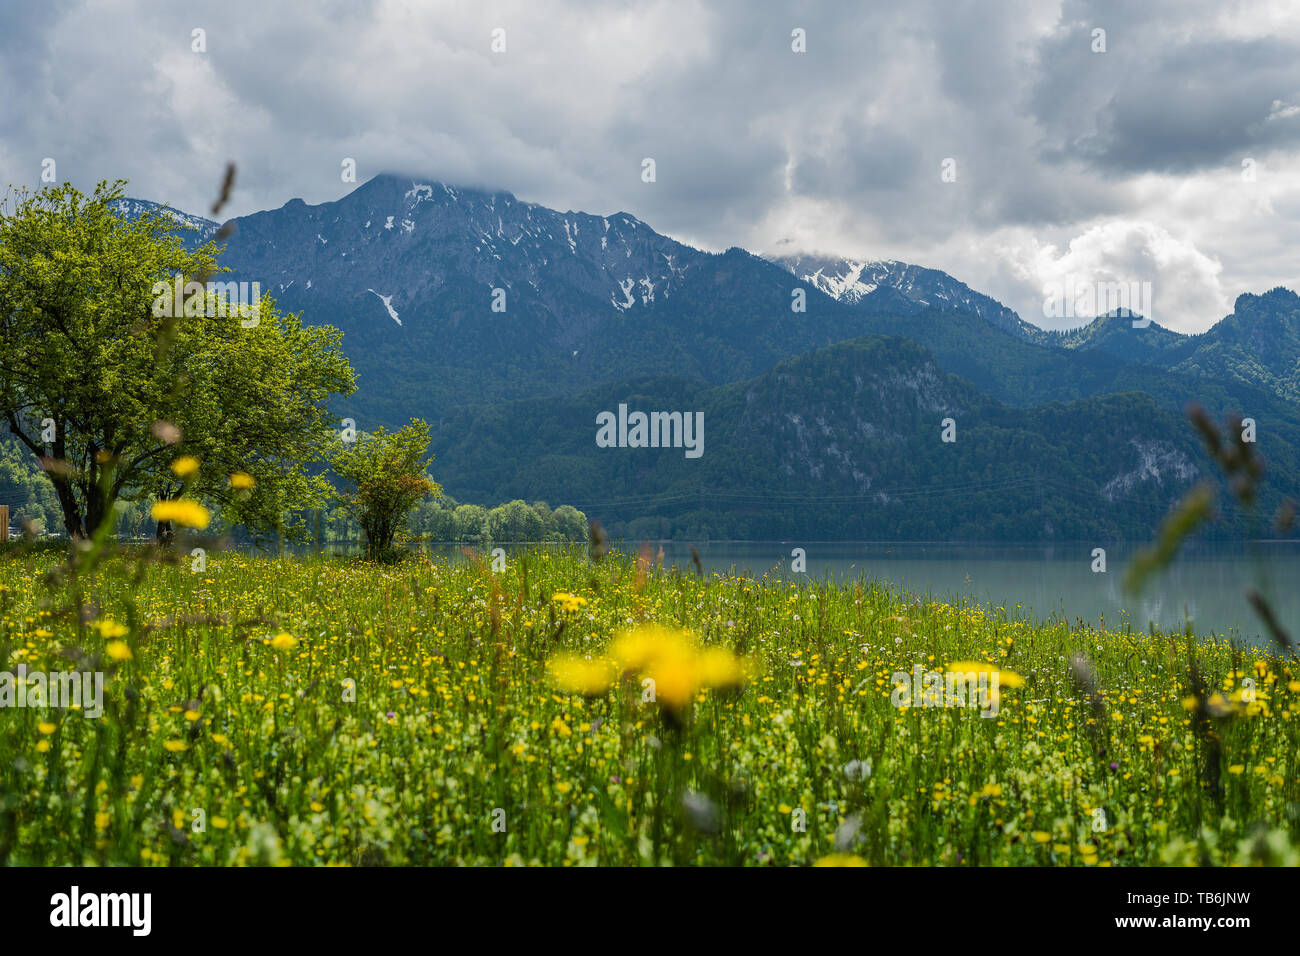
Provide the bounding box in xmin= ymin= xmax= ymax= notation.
xmin=0 ymin=545 xmax=1297 ymax=867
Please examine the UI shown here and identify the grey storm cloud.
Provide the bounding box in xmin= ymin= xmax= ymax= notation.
xmin=1036 ymin=35 xmax=1300 ymax=174
xmin=1 ymin=0 xmax=1298 ymax=331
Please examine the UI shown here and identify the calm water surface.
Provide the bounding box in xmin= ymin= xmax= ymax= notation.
xmin=648 ymin=541 xmax=1298 ymax=647
xmin=293 ymin=539 xmax=1298 ymax=647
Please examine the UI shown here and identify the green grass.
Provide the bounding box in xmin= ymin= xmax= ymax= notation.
xmin=0 ymin=545 xmax=1296 ymax=866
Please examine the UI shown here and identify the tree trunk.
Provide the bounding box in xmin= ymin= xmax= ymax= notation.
xmin=83 ymin=483 xmax=111 ymax=538
xmin=52 ymin=477 xmax=86 ymax=539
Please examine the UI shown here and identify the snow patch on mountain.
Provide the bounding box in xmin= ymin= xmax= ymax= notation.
xmin=406 ymin=184 xmax=434 ymax=207
xmin=108 ymin=198 xmax=219 ymax=240
xmin=805 ymin=260 xmax=880 ymax=303
xmin=614 ymin=279 xmax=637 ymax=310
xmin=775 ymin=253 xmax=1038 ymax=339
xmin=367 ymin=290 xmax=402 ymax=325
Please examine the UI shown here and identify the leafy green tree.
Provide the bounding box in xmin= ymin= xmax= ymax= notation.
xmin=423 ymin=506 xmax=456 ymax=542
xmin=486 ymin=499 xmax=544 ymax=542
xmin=330 ymin=419 xmax=439 ymax=558
xmin=552 ymin=504 xmax=587 ymax=541
xmin=452 ymin=503 xmax=488 ymax=542
xmin=531 ymin=500 xmax=555 ymax=538
xmin=0 ymin=180 xmax=355 ymax=538
xmin=144 ymin=290 xmax=354 ymax=543
xmin=410 ymin=494 xmax=457 ymax=540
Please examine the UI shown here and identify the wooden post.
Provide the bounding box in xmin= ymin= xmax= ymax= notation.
xmin=0 ymin=505 xmax=9 ymax=543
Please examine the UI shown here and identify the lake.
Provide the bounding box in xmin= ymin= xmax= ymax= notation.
xmin=282 ymin=538 xmax=1298 ymax=647
xmin=433 ymin=539 xmax=1294 ymax=647
xmin=651 ymin=540 xmax=1298 ymax=647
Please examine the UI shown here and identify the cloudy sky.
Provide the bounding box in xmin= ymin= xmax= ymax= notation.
xmin=3 ymin=0 xmax=1299 ymax=332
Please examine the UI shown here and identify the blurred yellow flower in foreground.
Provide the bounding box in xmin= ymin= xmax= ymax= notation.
xmin=93 ymin=619 xmax=128 ymax=639
xmin=552 ymin=592 xmax=588 ymax=612
xmin=230 ymin=472 xmax=256 ymax=490
xmin=547 ymin=654 xmax=614 ymax=696
xmin=151 ymin=499 xmax=210 ymax=529
xmin=611 ymin=624 xmax=691 ymax=673
xmin=105 ymin=641 xmax=132 ymax=662
xmin=643 ymin=639 xmax=700 ymax=710
xmin=170 ymin=456 xmax=200 ymax=478
xmin=695 ymin=647 xmax=744 ymax=689
xmin=945 ymin=661 xmax=1024 ymax=688
xmin=547 ymin=624 xmax=751 ymax=714
xmin=269 ymin=632 xmax=297 ymax=651
xmin=813 ymin=854 xmax=868 ymax=867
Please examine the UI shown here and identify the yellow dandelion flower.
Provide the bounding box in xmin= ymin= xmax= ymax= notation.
xmin=696 ymin=647 xmax=743 ymax=689
xmin=105 ymin=641 xmax=132 ymax=661
xmin=610 ymin=624 xmax=693 ymax=673
xmin=37 ymin=721 xmax=56 ymax=735
xmin=551 ymin=592 xmax=588 ymax=612
xmin=170 ymin=456 xmax=200 ymax=478
xmin=230 ymin=472 xmax=256 ymax=490
xmin=151 ymin=499 xmax=210 ymax=529
xmin=547 ymin=654 xmax=614 ymax=696
xmin=946 ymin=661 xmax=1024 ymax=688
xmin=641 ymin=641 xmax=700 ymax=711
xmin=813 ymin=854 xmax=868 ymax=867
xmin=93 ymin=619 xmax=128 ymax=639
xmin=163 ymin=740 xmax=187 ymax=752
xmin=269 ymin=632 xmax=297 ymax=651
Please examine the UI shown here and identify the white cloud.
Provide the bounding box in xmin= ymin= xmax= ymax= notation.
xmin=1006 ymin=221 xmax=1226 ymax=332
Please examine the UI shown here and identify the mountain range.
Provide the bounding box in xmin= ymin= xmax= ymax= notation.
xmin=110 ymin=176 xmax=1300 ymax=540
